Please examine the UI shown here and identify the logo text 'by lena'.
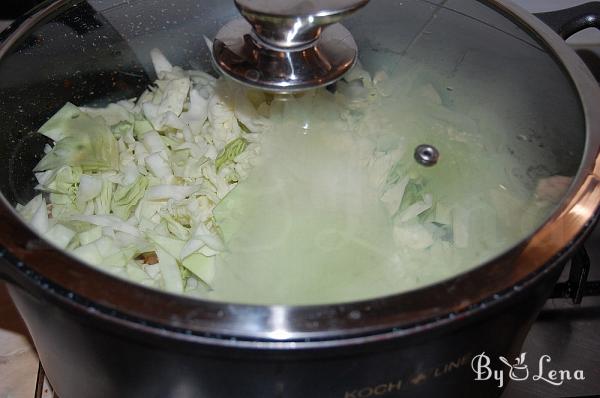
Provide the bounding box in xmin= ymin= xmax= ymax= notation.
xmin=471 ymin=352 xmax=585 ymax=388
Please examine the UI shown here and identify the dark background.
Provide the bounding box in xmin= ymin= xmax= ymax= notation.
xmin=1 ymin=0 xmax=45 ymax=19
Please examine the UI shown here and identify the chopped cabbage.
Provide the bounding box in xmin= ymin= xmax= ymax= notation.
xmin=215 ymin=137 xmax=248 ymax=172
xmin=17 ymin=49 xmax=262 ymax=292
xmin=17 ymin=49 xmax=568 ymax=304
xmin=34 ymin=105 xmax=119 ymax=172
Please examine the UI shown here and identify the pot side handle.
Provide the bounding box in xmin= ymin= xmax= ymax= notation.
xmin=550 ymin=247 xmax=600 ymax=303
xmin=534 ymin=2 xmax=600 ymax=39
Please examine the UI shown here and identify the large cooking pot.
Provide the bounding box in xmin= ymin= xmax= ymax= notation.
xmin=0 ymin=0 xmax=599 ymax=397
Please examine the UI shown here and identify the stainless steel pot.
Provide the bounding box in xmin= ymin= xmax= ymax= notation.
xmin=0 ymin=1 xmax=599 ymax=397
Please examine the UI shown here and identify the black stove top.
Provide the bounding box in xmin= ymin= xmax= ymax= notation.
xmin=1 ymin=1 xmax=44 ymax=19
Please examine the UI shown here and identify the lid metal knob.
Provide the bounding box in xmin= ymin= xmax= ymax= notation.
xmin=235 ymin=0 xmax=370 ymax=49
xmin=212 ymin=0 xmax=370 ymax=93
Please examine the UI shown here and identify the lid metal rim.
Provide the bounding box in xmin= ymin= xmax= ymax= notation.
xmin=211 ymin=55 xmax=358 ymax=93
xmin=0 ymin=0 xmax=599 ymax=345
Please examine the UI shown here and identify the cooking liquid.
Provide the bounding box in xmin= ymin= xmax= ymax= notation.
xmin=211 ymin=95 xmax=401 ymax=305
xmin=200 ymin=64 xmax=566 ymax=305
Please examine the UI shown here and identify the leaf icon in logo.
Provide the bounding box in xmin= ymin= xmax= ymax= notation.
xmin=499 ymin=356 xmax=511 ymax=368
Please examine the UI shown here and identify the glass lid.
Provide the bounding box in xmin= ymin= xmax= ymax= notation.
xmin=0 ymin=0 xmax=586 ymax=306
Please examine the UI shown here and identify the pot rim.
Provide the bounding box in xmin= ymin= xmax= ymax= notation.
xmin=0 ymin=0 xmax=599 ymax=345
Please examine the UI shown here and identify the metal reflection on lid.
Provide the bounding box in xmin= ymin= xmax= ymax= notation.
xmin=212 ymin=0 xmax=370 ymax=93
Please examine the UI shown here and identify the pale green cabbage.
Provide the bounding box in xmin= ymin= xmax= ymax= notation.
xmin=18 ymin=49 xmax=259 ymax=291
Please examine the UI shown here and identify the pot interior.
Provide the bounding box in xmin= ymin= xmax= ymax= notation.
xmin=0 ymin=0 xmax=587 ymax=305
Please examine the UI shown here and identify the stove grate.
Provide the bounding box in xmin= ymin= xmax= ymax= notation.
xmin=35 ymin=363 xmax=56 ymax=398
